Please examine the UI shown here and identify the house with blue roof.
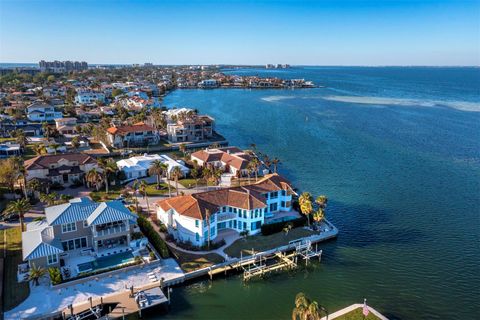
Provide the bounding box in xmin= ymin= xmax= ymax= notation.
xmin=20 ymin=197 xmax=138 ymax=280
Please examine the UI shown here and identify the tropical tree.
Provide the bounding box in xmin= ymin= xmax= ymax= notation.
xmin=12 ymin=156 xmax=28 ymax=198
xmin=148 ymin=160 xmax=166 ymax=188
xmin=171 ymin=166 xmax=182 ymax=196
xmin=179 ymin=143 xmax=187 ymax=158
xmin=292 ymin=293 xmax=326 ymax=320
xmin=132 ymin=179 xmax=140 ymax=214
xmin=28 ymin=263 xmax=47 ymax=287
xmin=98 ymin=158 xmax=118 ymax=193
xmin=272 ymin=157 xmax=281 ymax=173
xmin=190 ymin=167 xmax=199 ymax=191
xmin=139 ymin=180 xmax=151 ymax=215
xmin=32 ymin=144 xmax=47 ymax=155
xmin=315 ymin=195 xmax=328 ymax=209
xmin=248 ymin=158 xmax=260 ymax=181
xmin=86 ymin=168 xmax=103 ymax=191
xmin=40 ymin=192 xmax=58 ymax=207
xmin=299 ymin=192 xmax=314 ymax=227
xmin=71 ymin=136 xmax=80 ymax=151
xmin=312 ymin=208 xmax=325 ymax=225
xmin=11 ymin=129 xmax=28 ymax=148
xmin=5 ymin=198 xmax=31 ymax=231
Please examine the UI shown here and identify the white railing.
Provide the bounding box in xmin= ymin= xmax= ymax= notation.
xmin=93 ymin=224 xmax=127 ymax=237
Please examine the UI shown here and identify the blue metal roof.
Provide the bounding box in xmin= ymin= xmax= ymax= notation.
xmin=22 ymin=225 xmax=64 ymax=260
xmin=45 ymin=197 xmax=99 ymax=225
xmin=87 ymin=200 xmax=137 ymax=226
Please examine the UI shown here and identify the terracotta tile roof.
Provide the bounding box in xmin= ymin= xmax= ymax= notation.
xmin=156 ymin=173 xmax=292 ymax=220
xmin=24 ymin=153 xmax=97 ymax=170
xmin=191 ymin=147 xmax=251 ymax=170
xmin=107 ymin=122 xmax=155 ymax=136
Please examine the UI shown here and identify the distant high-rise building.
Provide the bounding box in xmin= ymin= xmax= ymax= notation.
xmin=38 ymin=60 xmax=88 ymax=73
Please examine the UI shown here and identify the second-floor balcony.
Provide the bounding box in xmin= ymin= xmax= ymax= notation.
xmin=93 ymin=223 xmax=127 ymax=237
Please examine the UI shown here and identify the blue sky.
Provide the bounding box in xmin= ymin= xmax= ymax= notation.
xmin=0 ymin=0 xmax=479 ymax=65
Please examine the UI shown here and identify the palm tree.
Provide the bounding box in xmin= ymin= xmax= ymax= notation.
xmin=272 ymin=157 xmax=281 ymax=173
xmin=191 ymin=167 xmax=199 ymax=191
xmin=132 ymin=179 xmax=140 ymax=214
xmin=86 ymin=168 xmax=103 ymax=191
xmin=292 ymin=292 xmax=309 ymax=320
xmin=312 ymin=208 xmax=325 ymax=225
xmin=315 ymin=195 xmax=328 ymax=209
xmin=71 ymin=136 xmax=80 ymax=151
xmin=171 ymin=166 xmax=182 ymax=196
xmin=28 ymin=263 xmax=47 ymax=287
xmin=292 ymin=293 xmax=325 ymax=320
xmin=249 ymin=158 xmax=260 ymax=181
xmin=32 ymin=144 xmax=47 ymax=155
xmin=139 ymin=180 xmax=150 ymax=215
xmin=11 ymin=129 xmax=28 ymax=148
xmin=299 ymin=192 xmax=313 ymax=227
xmin=40 ymin=192 xmax=58 ymax=207
xmin=5 ymin=198 xmax=31 ymax=231
xmin=12 ymin=157 xmax=28 ymax=199
xmin=98 ymin=158 xmax=118 ymax=193
xmin=42 ymin=122 xmax=50 ymax=139
xmin=148 ymin=160 xmax=165 ymax=188
xmin=179 ymin=143 xmax=187 ymax=158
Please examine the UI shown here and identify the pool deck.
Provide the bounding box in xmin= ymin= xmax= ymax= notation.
xmin=4 ymin=258 xmax=184 ymax=320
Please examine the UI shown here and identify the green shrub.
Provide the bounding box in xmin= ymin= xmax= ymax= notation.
xmin=137 ymin=216 xmax=169 ymax=258
xmin=48 ymin=267 xmax=63 ymax=285
xmin=261 ymin=216 xmax=307 ymax=236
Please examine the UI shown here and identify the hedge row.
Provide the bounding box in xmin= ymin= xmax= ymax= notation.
xmin=137 ymin=216 xmax=170 ymax=258
xmin=261 ymin=215 xmax=307 ymax=236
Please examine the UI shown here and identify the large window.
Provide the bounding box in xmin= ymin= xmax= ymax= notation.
xmin=47 ymin=254 xmax=58 ymax=265
xmin=62 ymin=222 xmax=77 ymax=233
xmin=195 ymin=220 xmax=199 ymax=228
xmin=269 ymin=203 xmax=278 ymax=212
xmin=61 ymin=237 xmax=88 ymax=251
xmin=270 ymin=191 xmax=279 ymax=199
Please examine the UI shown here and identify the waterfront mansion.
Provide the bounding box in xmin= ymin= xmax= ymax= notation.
xmin=156 ymin=174 xmax=296 ymax=246
xmin=19 ymin=197 xmax=138 ymax=280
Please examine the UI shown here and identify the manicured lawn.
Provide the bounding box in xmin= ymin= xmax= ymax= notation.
xmin=142 ymin=183 xmax=175 ymax=196
xmin=177 ymin=178 xmax=205 ymax=189
xmin=334 ymin=308 xmax=381 ymax=320
xmin=224 ymin=228 xmax=317 ymax=258
xmin=169 ymin=247 xmax=224 ymax=273
xmin=90 ymin=185 xmax=123 ymax=201
xmin=1 ymin=227 xmax=30 ymax=312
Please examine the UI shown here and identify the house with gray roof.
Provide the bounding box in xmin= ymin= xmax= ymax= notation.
xmin=20 ymin=197 xmax=138 ymax=280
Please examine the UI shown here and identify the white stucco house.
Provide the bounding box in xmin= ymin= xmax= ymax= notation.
xmin=26 ymin=101 xmax=63 ymax=122
xmin=155 ymin=174 xmax=296 ymax=246
xmin=117 ymin=154 xmax=190 ymax=181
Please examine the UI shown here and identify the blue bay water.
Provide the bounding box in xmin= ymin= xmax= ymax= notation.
xmin=160 ymin=67 xmax=480 ymax=320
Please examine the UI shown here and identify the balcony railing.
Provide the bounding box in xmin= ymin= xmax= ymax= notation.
xmin=93 ymin=224 xmax=127 ymax=237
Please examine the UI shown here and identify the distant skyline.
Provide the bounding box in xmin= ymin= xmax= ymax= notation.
xmin=0 ymin=0 xmax=479 ymax=66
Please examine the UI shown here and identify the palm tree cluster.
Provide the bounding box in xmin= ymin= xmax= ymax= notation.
xmin=292 ymin=292 xmax=328 ymax=320
xmin=298 ymin=192 xmax=328 ymax=227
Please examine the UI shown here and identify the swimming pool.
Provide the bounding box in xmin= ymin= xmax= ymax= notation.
xmin=77 ymin=251 xmax=135 ymax=273
xmin=265 ymin=215 xmax=298 ymax=224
